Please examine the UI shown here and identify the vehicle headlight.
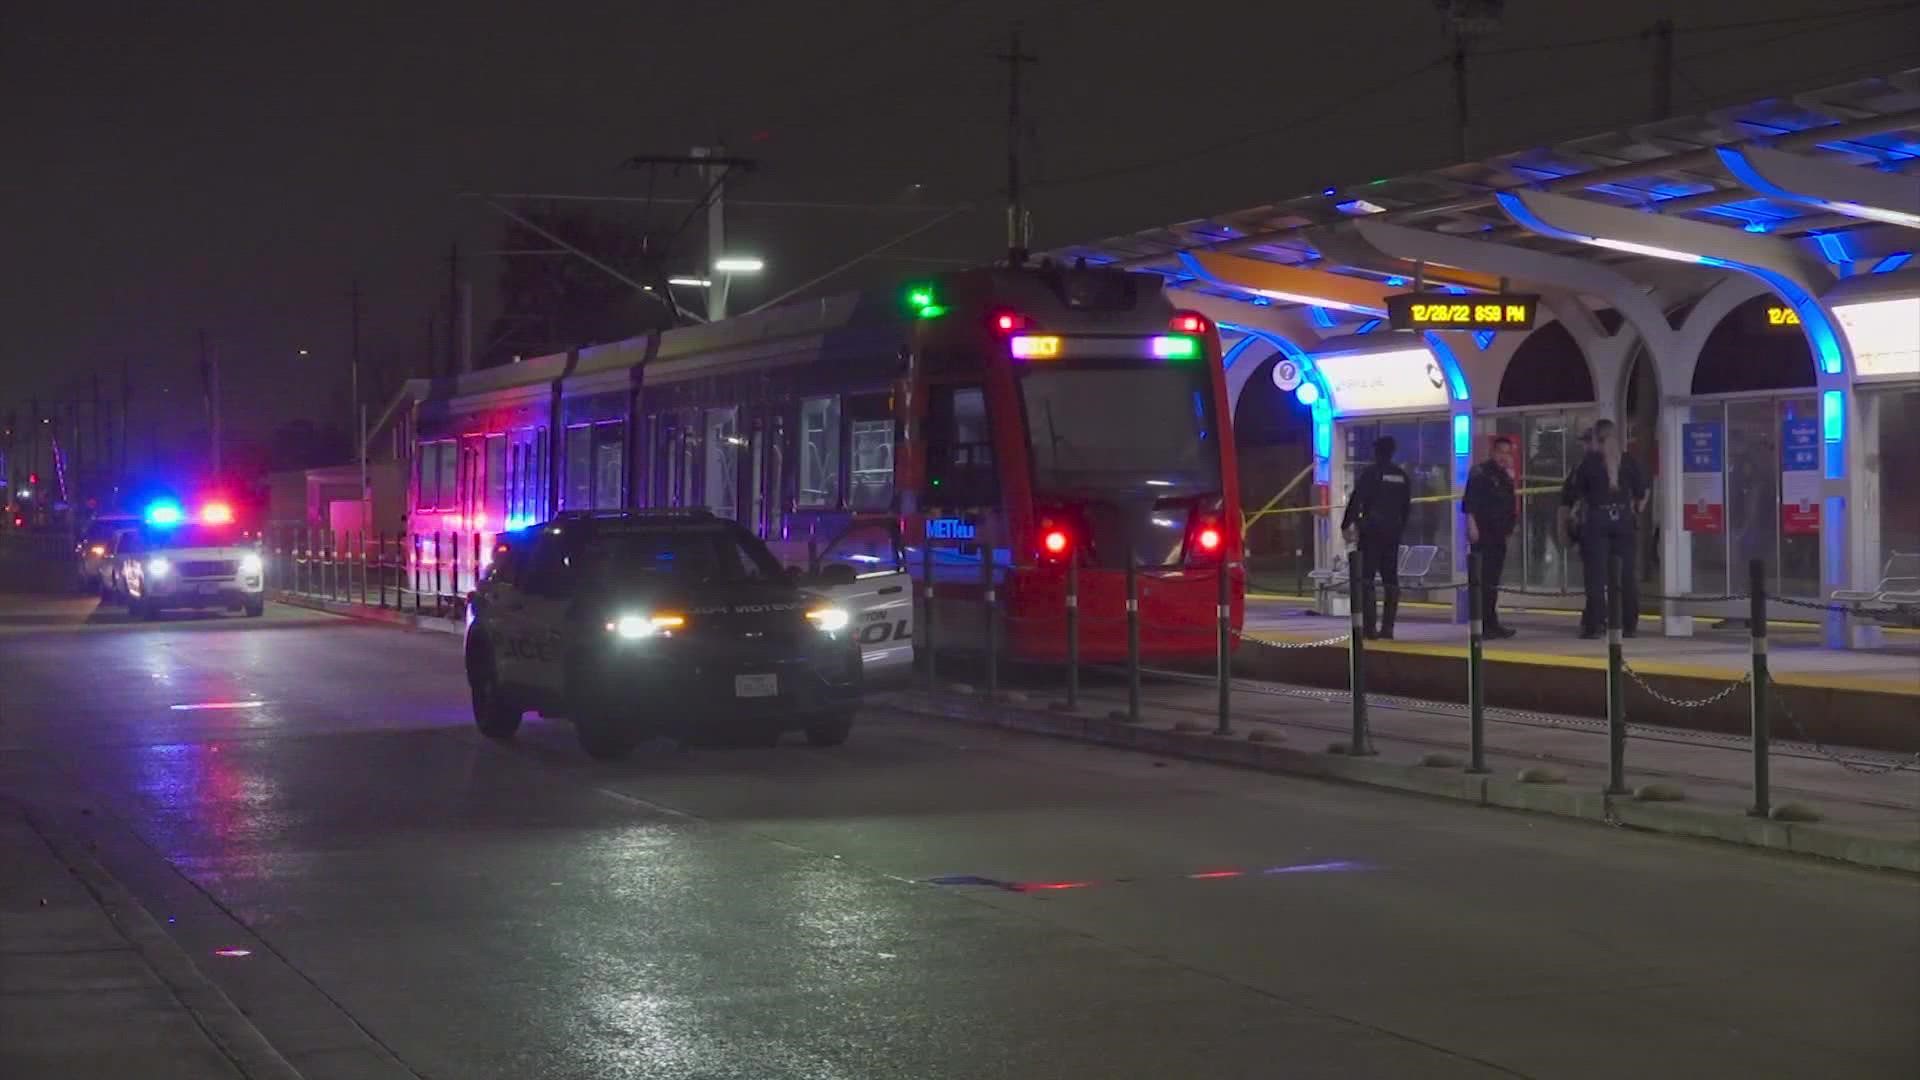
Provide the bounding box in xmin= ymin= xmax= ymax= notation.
xmin=805 ymin=606 xmax=850 ymax=632
xmin=146 ymin=557 xmax=171 ymax=578
xmin=607 ymin=613 xmax=685 ymax=639
xmin=239 ymin=552 xmax=263 ymax=575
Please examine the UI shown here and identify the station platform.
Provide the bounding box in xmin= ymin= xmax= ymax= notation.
xmin=1237 ymin=594 xmax=1920 ymax=754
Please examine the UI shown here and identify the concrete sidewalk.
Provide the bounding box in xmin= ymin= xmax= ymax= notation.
xmin=0 ymin=803 xmax=300 ymax=1079
xmin=882 ymin=673 xmax=1920 ymax=874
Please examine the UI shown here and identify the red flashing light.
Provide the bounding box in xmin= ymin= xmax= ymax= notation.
xmin=1042 ymin=529 xmax=1069 ymax=555
xmin=200 ymin=502 xmax=235 ymax=525
xmin=1171 ymin=312 xmax=1208 ymax=334
xmin=992 ymin=310 xmax=1030 ymax=333
xmin=1197 ymin=526 xmax=1222 ymax=553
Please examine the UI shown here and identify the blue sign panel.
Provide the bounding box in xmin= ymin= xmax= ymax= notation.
xmin=925 ymin=517 xmax=977 ymax=541
xmin=1782 ymin=417 xmax=1819 ymax=473
xmin=1682 ymin=422 xmax=1722 ymax=474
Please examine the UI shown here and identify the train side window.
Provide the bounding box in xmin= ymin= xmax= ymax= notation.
xmin=847 ymin=394 xmax=894 ymax=510
xmin=924 ymin=385 xmax=996 ymax=505
xmin=799 ymin=395 xmax=841 ymax=508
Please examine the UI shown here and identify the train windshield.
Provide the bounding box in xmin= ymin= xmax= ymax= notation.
xmin=1020 ymin=365 xmax=1221 ymax=493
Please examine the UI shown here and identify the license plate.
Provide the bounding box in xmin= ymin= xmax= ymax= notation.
xmin=734 ymin=673 xmax=778 ymax=698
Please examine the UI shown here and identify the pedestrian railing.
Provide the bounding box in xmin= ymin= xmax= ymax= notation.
xmin=269 ymin=527 xmax=490 ymax=619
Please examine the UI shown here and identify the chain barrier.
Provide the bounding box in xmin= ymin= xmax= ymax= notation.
xmin=1762 ymin=672 xmax=1920 ymax=776
xmin=1620 ymin=659 xmax=1751 ymax=710
xmin=1231 ymin=627 xmax=1353 ymax=650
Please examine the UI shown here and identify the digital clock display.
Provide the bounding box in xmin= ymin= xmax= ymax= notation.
xmin=1763 ymin=304 xmax=1802 ymax=328
xmin=1387 ymin=292 xmax=1539 ymax=332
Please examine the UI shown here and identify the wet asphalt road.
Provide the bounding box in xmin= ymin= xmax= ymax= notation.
xmin=1 ymin=598 xmax=1916 ymax=1079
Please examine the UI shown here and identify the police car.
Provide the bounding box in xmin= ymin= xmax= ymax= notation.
xmin=116 ymin=501 xmax=265 ymax=619
xmin=465 ymin=509 xmax=863 ymax=760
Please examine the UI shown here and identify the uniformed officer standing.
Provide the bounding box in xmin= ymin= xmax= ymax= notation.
xmin=1462 ymin=435 xmax=1519 ymax=638
xmin=1341 ymin=435 xmax=1412 ymax=639
xmin=1563 ymin=418 xmax=1649 ymax=639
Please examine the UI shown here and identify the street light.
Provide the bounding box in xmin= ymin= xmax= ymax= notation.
xmin=668 ymin=276 xmax=713 ymax=288
xmin=714 ymin=256 xmax=764 ymax=274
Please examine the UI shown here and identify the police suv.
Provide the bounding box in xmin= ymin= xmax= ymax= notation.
xmin=465 ymin=510 xmax=864 ymax=760
xmin=116 ymin=520 xmax=265 ymax=619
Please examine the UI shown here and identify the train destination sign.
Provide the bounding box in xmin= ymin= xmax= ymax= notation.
xmin=1387 ymin=292 xmax=1540 ymax=332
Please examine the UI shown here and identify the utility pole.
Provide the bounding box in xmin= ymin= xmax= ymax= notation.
xmin=119 ymin=358 xmax=130 ymax=484
xmin=1649 ymin=17 xmax=1675 ymax=121
xmin=350 ymin=276 xmax=362 ymax=453
xmin=997 ymin=25 xmax=1037 ymax=265
xmin=1436 ymin=1 xmax=1503 ymax=161
xmin=693 ymin=146 xmax=731 ymax=320
xmin=447 ymin=243 xmax=461 ymax=377
xmin=199 ymin=330 xmax=222 ymax=479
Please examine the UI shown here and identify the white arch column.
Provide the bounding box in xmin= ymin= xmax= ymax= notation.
xmin=1497 ymin=190 xmax=1877 ymax=647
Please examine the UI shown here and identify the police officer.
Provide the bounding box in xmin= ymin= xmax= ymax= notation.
xmin=1341 ymin=435 xmax=1411 ymax=639
xmin=1559 ymin=427 xmax=1596 ymax=629
xmin=1462 ymin=434 xmax=1518 ymax=638
xmin=1563 ymin=419 xmax=1649 ymax=639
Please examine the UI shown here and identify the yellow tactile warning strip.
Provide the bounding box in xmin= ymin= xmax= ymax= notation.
xmin=1242 ymin=630 xmax=1920 ymax=696
xmin=1247 ymin=592 xmax=1920 ymax=638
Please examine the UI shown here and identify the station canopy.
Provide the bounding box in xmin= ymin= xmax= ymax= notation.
xmin=1046 ymin=68 xmax=1920 ymax=337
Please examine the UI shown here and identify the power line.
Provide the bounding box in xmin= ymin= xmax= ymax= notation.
xmin=1030 ymin=54 xmax=1450 ymax=192
xmin=1476 ymin=1 xmax=1920 ymax=59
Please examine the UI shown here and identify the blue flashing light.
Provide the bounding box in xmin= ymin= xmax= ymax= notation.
xmin=1444 ymin=285 xmax=1468 ymax=295
xmin=1873 ymin=252 xmax=1913 ymax=273
xmin=1295 ymin=381 xmax=1321 ymax=407
xmin=1744 ymin=221 xmax=1770 ymax=233
xmin=1312 ymin=401 xmax=1333 ymax=460
xmin=1452 ymin=414 xmax=1471 ymax=457
xmin=1309 ymin=305 xmax=1335 ymax=329
xmin=1385 ymin=276 xmax=1407 ymax=287
xmin=1322 ymin=187 xmax=1337 ymax=197
xmin=502 ymin=515 xmax=537 ymax=532
xmin=1421 ymin=332 xmax=1472 ymax=402
xmin=144 ymin=500 xmax=183 ymax=526
xmin=1473 ymin=329 xmax=1496 ymax=351
xmin=1355 ymin=318 xmax=1381 ymax=334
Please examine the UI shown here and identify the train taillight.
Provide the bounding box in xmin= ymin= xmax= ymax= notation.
xmin=1170 ymin=312 xmax=1209 ymax=335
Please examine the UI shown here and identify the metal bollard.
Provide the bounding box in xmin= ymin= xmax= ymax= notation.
xmin=1748 ymin=558 xmax=1770 ymax=818
xmin=359 ymin=531 xmax=369 ymax=605
xmin=433 ymin=531 xmax=443 ymax=614
xmin=920 ymin=540 xmax=937 ymax=691
xmin=1063 ymin=554 xmax=1080 ymax=711
xmin=1123 ymin=553 xmax=1142 ymax=723
xmin=1348 ymin=545 xmax=1371 ymax=755
xmin=377 ymin=532 xmax=388 ymax=609
xmin=473 ymin=532 xmax=482 ymax=589
xmin=1605 ymin=552 xmax=1628 ymax=795
xmin=412 ymin=534 xmax=423 ymax=614
xmin=1215 ymin=559 xmax=1232 ymax=735
xmin=1466 ymin=549 xmax=1488 ymax=773
xmin=980 ymin=527 xmax=998 ymax=699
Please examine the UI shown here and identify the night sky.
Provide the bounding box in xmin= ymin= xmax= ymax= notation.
xmin=5 ymin=0 xmax=1915 ymax=458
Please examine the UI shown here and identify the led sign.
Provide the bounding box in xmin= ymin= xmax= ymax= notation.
xmin=1762 ymin=304 xmax=1802 ymax=328
xmin=925 ymin=517 xmax=977 ymax=541
xmin=1386 ymin=292 xmax=1539 ymax=332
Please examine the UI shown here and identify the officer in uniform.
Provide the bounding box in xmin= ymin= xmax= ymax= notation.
xmin=1462 ymin=434 xmax=1519 ymax=638
xmin=1341 ymin=435 xmax=1411 ymax=639
xmin=1563 ymin=419 xmax=1649 ymax=639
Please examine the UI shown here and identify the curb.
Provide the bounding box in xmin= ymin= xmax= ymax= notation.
xmin=877 ymin=690 xmax=1920 ymax=876
xmin=272 ymin=592 xmax=463 ymax=636
xmin=22 ymin=808 xmax=306 ymax=1080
